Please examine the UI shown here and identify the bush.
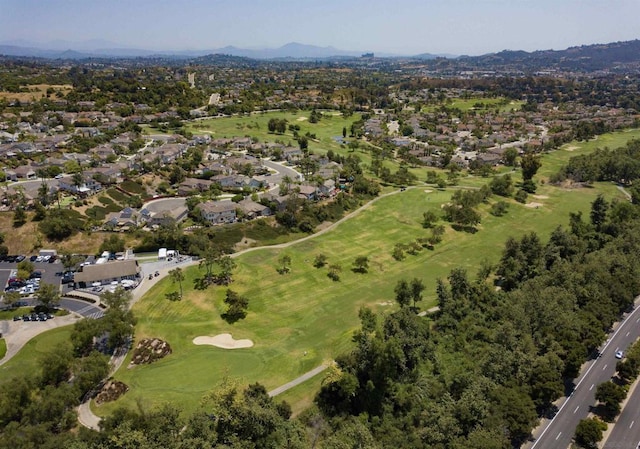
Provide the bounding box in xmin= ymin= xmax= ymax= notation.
xmin=515 ymin=189 xmax=528 ymax=204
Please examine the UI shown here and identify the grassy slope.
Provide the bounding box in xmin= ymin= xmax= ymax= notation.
xmin=0 ymin=327 xmax=72 ymax=384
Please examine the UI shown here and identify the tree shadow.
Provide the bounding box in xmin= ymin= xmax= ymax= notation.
xmin=451 ymin=224 xmax=478 ymax=233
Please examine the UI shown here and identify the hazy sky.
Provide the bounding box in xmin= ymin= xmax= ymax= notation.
xmin=1 ymin=0 xmax=638 ymax=55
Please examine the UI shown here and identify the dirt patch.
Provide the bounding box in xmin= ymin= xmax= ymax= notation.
xmin=564 ymin=145 xmax=579 ymax=152
xmin=525 ymin=202 xmax=544 ymax=209
xmin=315 ymin=221 xmax=334 ymax=232
xmin=0 ymin=84 xmax=73 ymax=102
xmin=193 ymin=334 xmax=254 ymax=349
xmin=95 ymin=379 xmax=129 ymax=405
xmin=129 ymin=338 xmax=172 ymax=366
xmin=234 ymin=237 xmax=257 ymax=251
xmin=377 ymin=301 xmax=393 ymax=306
xmin=424 ymin=189 xmax=433 ymax=193
xmin=296 ymin=117 xmax=308 ymax=122
xmin=533 ymin=195 xmax=549 ymax=199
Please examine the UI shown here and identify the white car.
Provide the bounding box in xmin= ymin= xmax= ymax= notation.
xmin=615 ymin=350 xmax=624 ymax=359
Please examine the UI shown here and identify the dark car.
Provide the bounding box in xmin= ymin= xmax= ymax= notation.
xmin=29 ymin=255 xmax=38 ymax=262
xmin=48 ymin=255 xmax=57 ymax=263
xmin=13 ymin=315 xmax=21 ymax=321
xmin=22 ymin=314 xmax=30 ymax=321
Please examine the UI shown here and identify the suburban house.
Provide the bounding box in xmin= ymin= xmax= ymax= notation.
xmin=199 ymin=200 xmax=237 ymax=224
xmin=74 ymin=259 xmax=141 ymax=288
xmin=237 ymin=198 xmax=271 ymax=219
xmin=5 ymin=165 xmax=37 ymax=181
xmin=296 ymin=184 xmax=317 ymax=200
xmin=145 ymin=206 xmax=189 ymax=226
xmin=177 ymin=178 xmax=215 ymax=196
xmin=104 ymin=207 xmax=140 ymax=229
xmin=58 ymin=175 xmax=102 ymax=196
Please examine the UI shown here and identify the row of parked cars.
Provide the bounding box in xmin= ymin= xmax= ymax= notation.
xmin=13 ymin=312 xmax=54 ymax=322
xmin=29 ymin=254 xmax=57 ymax=263
xmin=0 ymin=255 xmax=26 ymax=263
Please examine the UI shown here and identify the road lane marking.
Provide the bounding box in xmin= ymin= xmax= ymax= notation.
xmin=530 ymin=300 xmax=640 ymax=449
xmin=627 ymin=332 xmax=631 ymax=337
xmin=574 ymin=406 xmax=580 ymax=414
xmin=631 ymin=420 xmax=635 ymax=429
xmin=555 ymin=432 xmax=562 ymax=440
xmin=603 ymin=364 xmax=608 ymax=370
xmin=590 ymin=384 xmax=594 ymax=390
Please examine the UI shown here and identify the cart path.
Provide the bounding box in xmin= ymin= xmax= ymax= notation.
xmin=268 ymin=364 xmax=330 ymax=397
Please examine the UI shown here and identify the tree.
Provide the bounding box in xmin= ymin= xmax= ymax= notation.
xmin=352 ymin=256 xmax=369 ymax=273
xmin=313 ymin=254 xmax=328 ymax=268
xmin=394 ymin=279 xmax=411 ymax=308
xmin=169 ymin=267 xmax=185 ymax=299
xmin=222 ymin=289 xmax=249 ymax=323
xmin=504 ymin=147 xmax=518 ymax=166
xmin=277 ymin=254 xmax=292 ymax=275
xmin=422 ymin=210 xmax=438 ymax=228
xmin=217 ymin=256 xmax=237 ymax=285
xmin=409 ymin=277 xmax=425 ymax=309
xmin=521 ymin=152 xmax=542 ymax=181
xmin=3 ymin=290 xmax=21 ymax=307
xmin=590 ymin=194 xmax=609 ymax=232
xmin=342 ymin=127 xmax=347 ymax=138
xmin=595 ymin=381 xmax=626 ymax=421
xmin=13 ymin=206 xmax=26 ymax=227
xmin=35 ymin=283 xmax=60 ymax=309
xmin=490 ymin=201 xmax=509 ymax=217
xmin=99 ymin=234 xmax=125 ymax=254
xmin=328 ymin=263 xmax=342 ymax=281
xmin=575 ymin=418 xmax=607 ymax=449
xmin=515 ymin=189 xmax=528 ymax=203
xmin=17 ymin=259 xmax=35 ymax=280
xmin=489 ymin=174 xmax=514 ymax=197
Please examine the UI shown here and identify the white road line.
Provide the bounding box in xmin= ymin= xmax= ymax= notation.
xmin=603 ymin=364 xmax=608 ymax=370
xmin=627 ymin=332 xmax=631 ymax=337
xmin=555 ymin=432 xmax=562 ymax=440
xmin=574 ymin=406 xmax=580 ymax=413
xmin=631 ymin=420 xmax=635 ymax=429
xmin=590 ymin=383 xmax=595 ymax=391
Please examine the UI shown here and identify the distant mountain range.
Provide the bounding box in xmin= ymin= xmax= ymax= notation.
xmin=1 ymin=39 xmax=639 ymax=72
xmin=0 ymin=40 xmax=447 ymax=60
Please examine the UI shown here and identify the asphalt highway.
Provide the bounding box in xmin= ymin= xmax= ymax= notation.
xmin=526 ymin=301 xmax=640 ymax=449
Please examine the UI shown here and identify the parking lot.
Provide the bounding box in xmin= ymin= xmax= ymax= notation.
xmin=0 ymin=257 xmax=62 ymax=293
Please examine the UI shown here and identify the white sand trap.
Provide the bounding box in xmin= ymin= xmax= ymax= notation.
xmin=424 ymin=189 xmax=433 ymax=193
xmin=377 ymin=301 xmax=393 ymax=306
xmin=296 ymin=117 xmax=308 ymax=121
xmin=533 ymin=195 xmax=549 ymax=199
xmin=525 ymin=202 xmax=544 ymax=208
xmin=565 ymin=145 xmax=579 ymax=152
xmin=193 ymin=334 xmax=254 ymax=349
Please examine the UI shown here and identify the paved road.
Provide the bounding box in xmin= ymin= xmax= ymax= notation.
xmin=7 ymin=175 xmax=70 ymax=198
xmin=603 ymin=374 xmax=640 ymax=449
xmin=525 ymin=299 xmax=640 ymax=449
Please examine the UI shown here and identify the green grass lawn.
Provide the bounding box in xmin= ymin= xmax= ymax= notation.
xmin=101 ymin=169 xmax=626 ymax=417
xmin=0 ymin=327 xmax=72 ymax=385
xmin=0 ymin=339 xmax=6 ymax=360
xmin=182 ymin=110 xmax=371 ymax=163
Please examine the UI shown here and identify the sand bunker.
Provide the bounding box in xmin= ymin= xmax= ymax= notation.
xmin=193 ymin=334 xmax=254 ymax=349
xmin=525 ymin=202 xmax=544 ymax=208
xmin=424 ymin=189 xmax=433 ymax=193
xmin=296 ymin=117 xmax=308 ymax=121
xmin=533 ymin=195 xmax=549 ymax=199
xmin=565 ymin=145 xmax=579 ymax=152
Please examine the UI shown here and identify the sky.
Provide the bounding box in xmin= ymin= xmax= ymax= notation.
xmin=1 ymin=0 xmax=639 ymax=56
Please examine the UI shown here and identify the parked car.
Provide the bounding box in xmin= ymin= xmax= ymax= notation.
xmin=29 ymin=255 xmax=37 ymax=262
xmin=15 ymin=255 xmax=25 ymax=263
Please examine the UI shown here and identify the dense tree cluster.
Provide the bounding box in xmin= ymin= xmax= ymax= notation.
xmin=552 ymin=138 xmax=640 ymax=185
